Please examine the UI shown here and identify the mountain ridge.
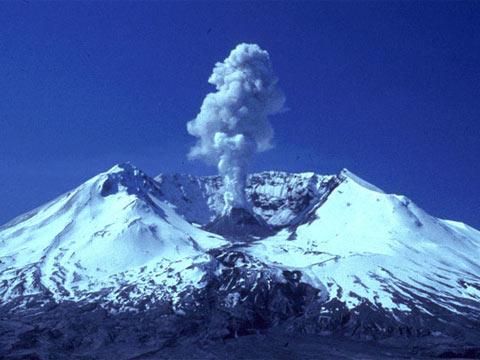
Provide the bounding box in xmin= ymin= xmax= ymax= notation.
xmin=1 ymin=163 xmax=479 ymax=358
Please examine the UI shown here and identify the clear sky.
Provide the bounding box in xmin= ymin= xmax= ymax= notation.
xmin=0 ymin=2 xmax=479 ymax=228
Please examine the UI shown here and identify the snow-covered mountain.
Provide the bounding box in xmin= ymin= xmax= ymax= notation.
xmin=156 ymin=167 xmax=480 ymax=322
xmin=0 ymin=164 xmax=228 ymax=310
xmin=1 ymin=163 xmax=480 ymax=357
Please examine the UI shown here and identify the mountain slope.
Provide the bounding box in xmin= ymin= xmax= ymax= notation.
xmin=247 ymin=169 xmax=480 ymax=322
xmin=0 ymin=163 xmax=226 ymax=308
xmin=1 ymin=163 xmax=480 ymax=356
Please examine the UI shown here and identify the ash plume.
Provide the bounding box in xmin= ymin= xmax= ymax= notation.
xmin=187 ymin=43 xmax=285 ymax=214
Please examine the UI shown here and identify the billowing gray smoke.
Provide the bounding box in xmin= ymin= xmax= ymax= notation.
xmin=187 ymin=43 xmax=285 ymax=214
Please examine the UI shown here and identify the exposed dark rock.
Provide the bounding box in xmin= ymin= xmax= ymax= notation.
xmin=204 ymin=207 xmax=273 ymax=237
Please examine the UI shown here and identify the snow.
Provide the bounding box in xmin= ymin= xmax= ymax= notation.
xmin=339 ymin=168 xmax=384 ymax=193
xmin=0 ymin=164 xmax=227 ymax=304
xmin=247 ymin=171 xmax=480 ymax=313
xmin=155 ymin=170 xmax=336 ymax=227
xmin=1 ymin=162 xmax=479 ymax=320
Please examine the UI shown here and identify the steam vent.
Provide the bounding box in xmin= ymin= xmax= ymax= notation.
xmin=205 ymin=207 xmax=271 ymax=237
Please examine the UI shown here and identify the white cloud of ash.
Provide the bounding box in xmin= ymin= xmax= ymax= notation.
xmin=187 ymin=43 xmax=285 ymax=214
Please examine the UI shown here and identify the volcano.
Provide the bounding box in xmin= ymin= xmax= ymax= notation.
xmin=1 ymin=164 xmax=479 ymax=359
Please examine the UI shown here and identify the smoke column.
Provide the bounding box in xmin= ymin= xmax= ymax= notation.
xmin=187 ymin=43 xmax=285 ymax=214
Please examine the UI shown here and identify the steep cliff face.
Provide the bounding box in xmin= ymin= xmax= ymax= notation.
xmin=154 ymin=171 xmax=339 ymax=227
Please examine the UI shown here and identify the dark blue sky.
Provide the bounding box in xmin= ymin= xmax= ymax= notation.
xmin=0 ymin=2 xmax=479 ymax=228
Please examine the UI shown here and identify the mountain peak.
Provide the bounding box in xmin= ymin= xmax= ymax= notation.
xmin=100 ymin=162 xmax=160 ymax=198
xmin=104 ymin=162 xmax=141 ymax=175
xmin=339 ymin=168 xmax=384 ymax=193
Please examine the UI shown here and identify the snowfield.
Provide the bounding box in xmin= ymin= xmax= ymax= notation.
xmin=0 ymin=164 xmax=226 ymax=309
xmin=247 ymin=169 xmax=480 ymax=316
